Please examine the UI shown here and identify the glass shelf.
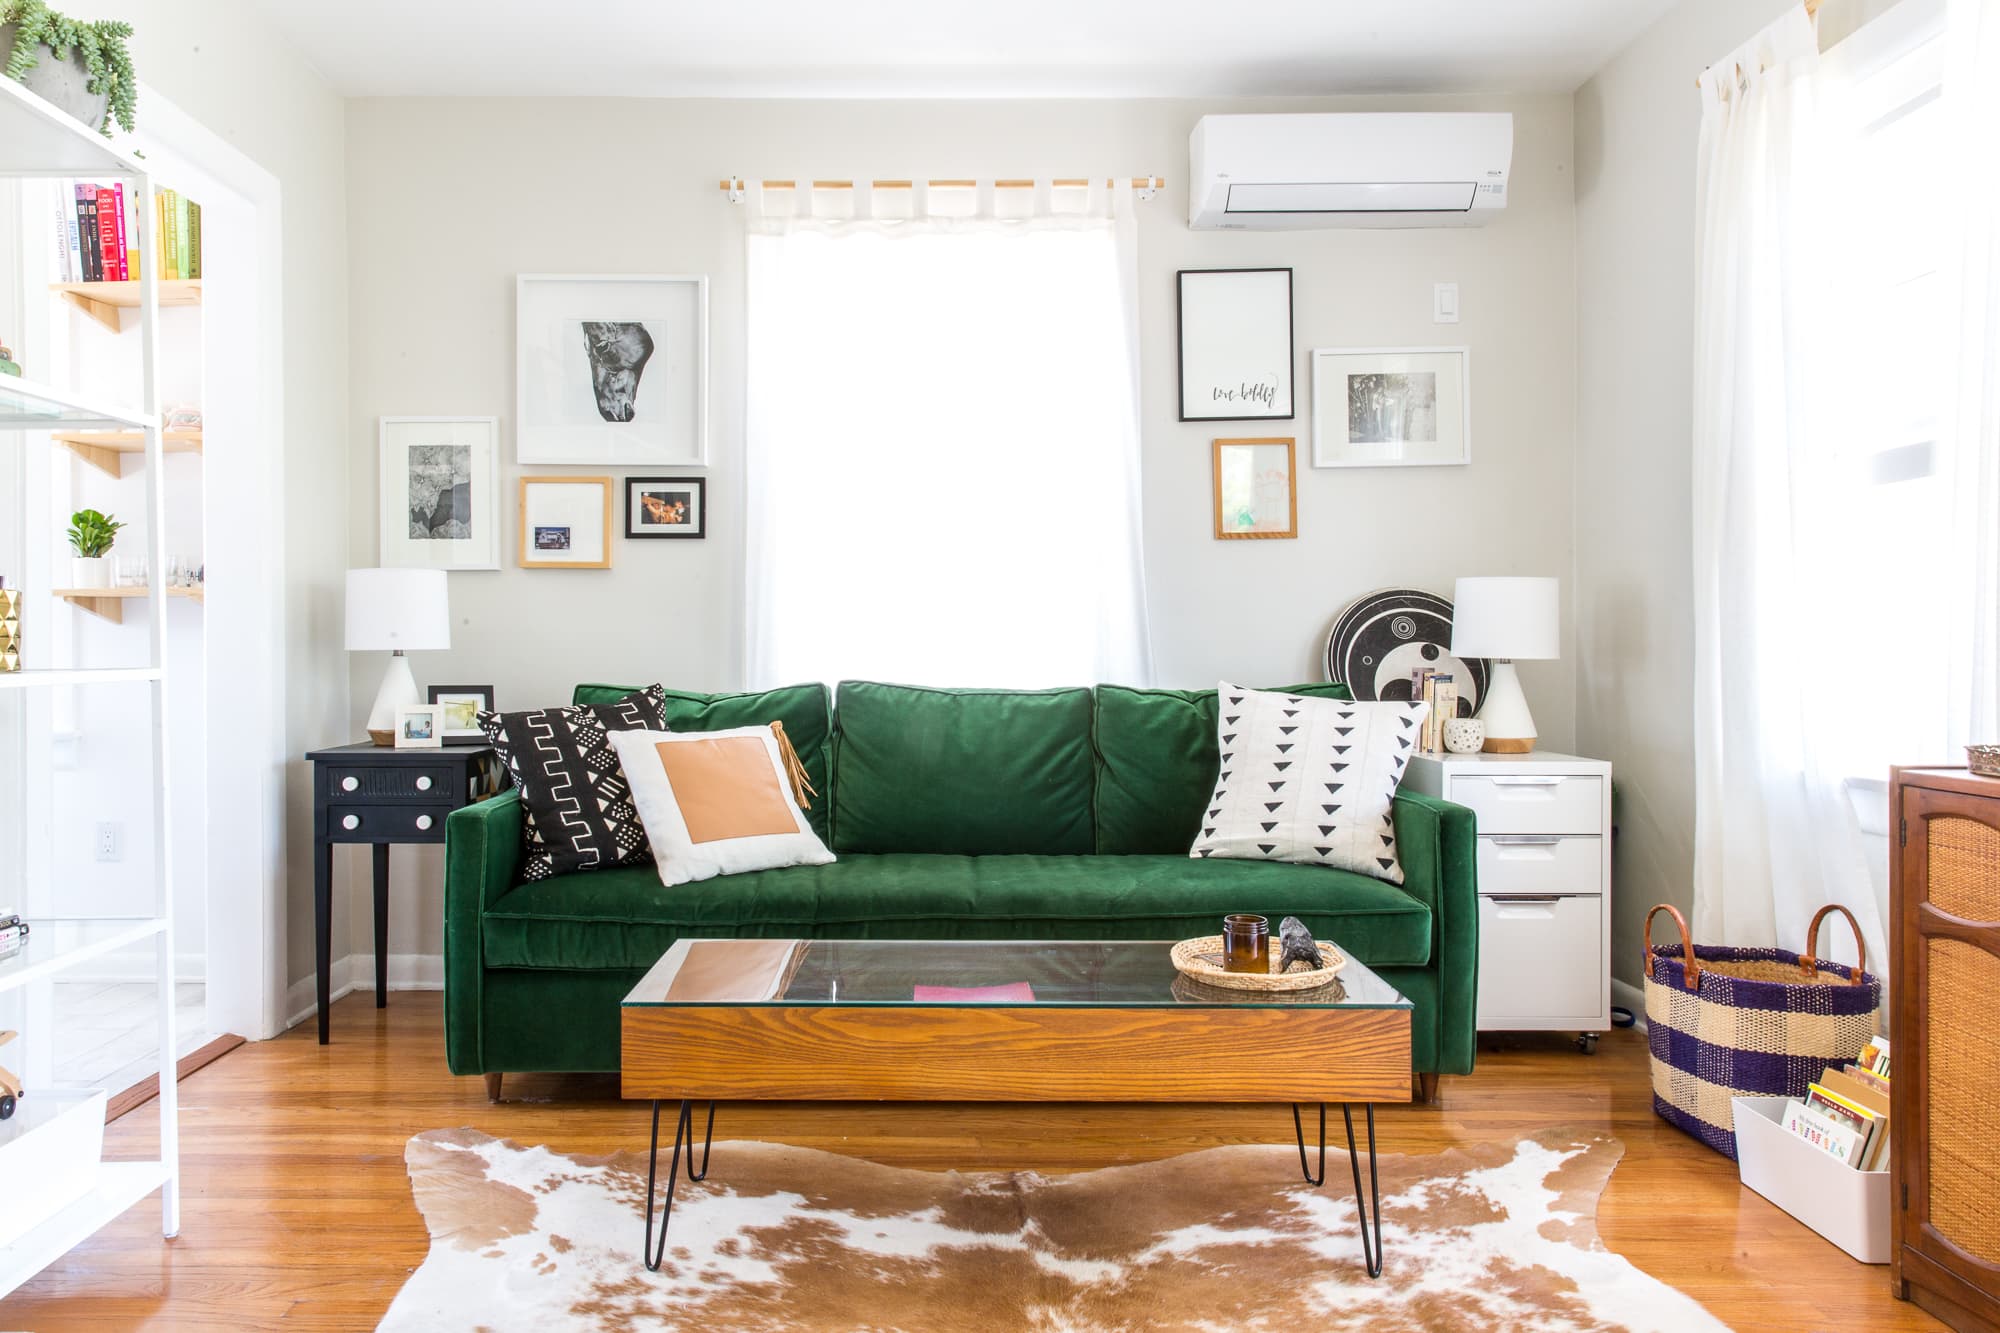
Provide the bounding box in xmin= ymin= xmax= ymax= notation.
xmin=0 ymin=376 xmax=153 ymax=431
xmin=0 ymin=917 xmax=167 ymax=996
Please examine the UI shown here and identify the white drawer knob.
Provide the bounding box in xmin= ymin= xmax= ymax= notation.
xmin=341 ymin=775 xmax=359 ymax=792
xmin=341 ymin=814 xmax=361 ymax=831
xmin=415 ymin=775 xmax=433 ymax=792
xmin=415 ymin=814 xmax=434 ymax=831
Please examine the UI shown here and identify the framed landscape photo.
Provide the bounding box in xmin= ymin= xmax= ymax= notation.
xmin=427 ymin=684 xmax=494 ymax=744
xmin=1177 ymin=268 xmax=1294 ymax=422
xmin=1212 ymin=437 xmax=1298 ymax=540
xmin=393 ymin=704 xmax=443 ymax=750
xmin=625 ymin=476 xmax=706 ymax=539
xmin=518 ymin=476 xmax=613 ymax=569
xmin=1310 ymin=346 xmax=1471 ymax=468
xmin=378 ymin=417 xmax=500 ymax=570
xmin=516 ymin=274 xmax=708 ymax=466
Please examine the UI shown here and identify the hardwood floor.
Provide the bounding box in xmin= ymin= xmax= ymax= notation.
xmin=1 ymin=993 xmax=1942 ymax=1332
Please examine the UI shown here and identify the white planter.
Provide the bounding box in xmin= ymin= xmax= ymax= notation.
xmin=0 ymin=1087 xmax=107 ymax=1248
xmin=1732 ymin=1094 xmax=1891 ymax=1264
xmin=69 ymin=555 xmax=110 ymax=588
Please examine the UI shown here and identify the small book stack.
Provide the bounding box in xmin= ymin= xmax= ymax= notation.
xmin=48 ymin=180 xmax=202 ymax=283
xmin=1409 ymin=668 xmax=1457 ymax=753
xmin=1781 ymin=1036 xmax=1892 ymax=1170
xmin=0 ymin=913 xmax=28 ymax=962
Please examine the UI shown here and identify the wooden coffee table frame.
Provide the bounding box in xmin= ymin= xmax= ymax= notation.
xmin=623 ymin=987 xmax=1411 ymax=1279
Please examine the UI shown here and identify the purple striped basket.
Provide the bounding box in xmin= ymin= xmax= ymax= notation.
xmin=1644 ymin=903 xmax=1882 ymax=1160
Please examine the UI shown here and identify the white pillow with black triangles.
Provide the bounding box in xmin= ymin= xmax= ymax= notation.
xmin=1189 ymin=682 xmax=1430 ymax=884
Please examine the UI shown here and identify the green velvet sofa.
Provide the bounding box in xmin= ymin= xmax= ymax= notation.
xmin=443 ymin=680 xmax=1480 ymax=1094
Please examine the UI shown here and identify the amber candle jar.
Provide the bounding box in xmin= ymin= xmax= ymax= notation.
xmin=1222 ymin=914 xmax=1269 ymax=974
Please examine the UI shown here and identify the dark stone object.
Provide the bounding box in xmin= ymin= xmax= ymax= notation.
xmin=1277 ymin=915 xmax=1323 ymax=972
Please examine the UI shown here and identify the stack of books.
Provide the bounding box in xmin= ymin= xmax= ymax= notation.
xmin=49 ymin=181 xmax=202 ymax=284
xmin=1409 ymin=668 xmax=1457 ymax=753
xmin=1781 ymin=1036 xmax=1892 ymax=1170
xmin=0 ymin=913 xmax=27 ymax=962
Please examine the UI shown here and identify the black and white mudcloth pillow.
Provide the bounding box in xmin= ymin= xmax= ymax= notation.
xmin=1189 ymin=682 xmax=1429 ymax=885
xmin=477 ymin=684 xmax=666 ymax=881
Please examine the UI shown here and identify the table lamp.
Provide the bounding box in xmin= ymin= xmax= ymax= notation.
xmin=346 ymin=568 xmax=449 ymax=745
xmin=1450 ymin=576 xmax=1558 ymax=754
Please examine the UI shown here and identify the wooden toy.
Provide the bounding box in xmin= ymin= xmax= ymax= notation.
xmin=0 ymin=1029 xmax=20 ymax=1119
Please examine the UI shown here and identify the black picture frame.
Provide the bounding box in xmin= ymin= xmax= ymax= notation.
xmin=1176 ymin=267 xmax=1296 ymax=423
xmin=624 ymin=476 xmax=707 ymax=539
xmin=427 ymin=684 xmax=495 ymax=744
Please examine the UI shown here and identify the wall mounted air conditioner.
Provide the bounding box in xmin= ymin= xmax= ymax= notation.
xmin=1188 ymin=112 xmax=1513 ymax=230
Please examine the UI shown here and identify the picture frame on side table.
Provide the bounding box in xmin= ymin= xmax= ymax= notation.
xmin=378 ymin=416 xmax=501 ymax=570
xmin=1177 ymin=268 xmax=1294 ymax=422
xmin=516 ymin=274 xmax=709 ymax=466
xmin=1310 ymin=346 xmax=1470 ymax=468
xmin=427 ymin=685 xmax=495 ymax=744
xmin=394 ymin=704 xmax=444 ymax=749
xmin=519 ymin=476 xmax=613 ymax=569
xmin=1212 ymin=437 xmax=1297 ymax=540
xmin=624 ymin=476 xmax=706 ymax=539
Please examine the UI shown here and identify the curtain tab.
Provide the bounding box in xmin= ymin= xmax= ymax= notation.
xmin=975 ymin=179 xmax=996 ymax=218
xmin=851 ymin=178 xmax=873 ymax=222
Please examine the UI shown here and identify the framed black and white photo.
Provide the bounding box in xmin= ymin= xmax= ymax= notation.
xmin=1177 ymin=268 xmax=1294 ymax=422
xmin=516 ymin=274 xmax=708 ymax=466
xmin=427 ymin=684 xmax=494 ymax=744
xmin=1310 ymin=346 xmax=1471 ymax=468
xmin=624 ymin=476 xmax=706 ymax=539
xmin=378 ymin=416 xmax=500 ymax=570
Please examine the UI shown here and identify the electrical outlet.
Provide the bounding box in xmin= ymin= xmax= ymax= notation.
xmin=95 ymin=821 xmax=121 ymax=862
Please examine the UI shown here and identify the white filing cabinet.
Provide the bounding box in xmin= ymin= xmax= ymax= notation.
xmin=1402 ymin=750 xmax=1613 ymax=1046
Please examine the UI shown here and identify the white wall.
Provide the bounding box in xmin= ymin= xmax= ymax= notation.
xmin=344 ymin=93 xmax=1579 ymax=962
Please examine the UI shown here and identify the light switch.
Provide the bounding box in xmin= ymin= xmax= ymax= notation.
xmin=1434 ymin=282 xmax=1460 ymax=323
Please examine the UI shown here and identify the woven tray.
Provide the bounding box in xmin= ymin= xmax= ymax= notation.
xmin=1170 ymin=935 xmax=1346 ymax=992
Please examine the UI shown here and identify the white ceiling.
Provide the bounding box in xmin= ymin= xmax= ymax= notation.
xmin=252 ymin=0 xmax=1679 ymax=99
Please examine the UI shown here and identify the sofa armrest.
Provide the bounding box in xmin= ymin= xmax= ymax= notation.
xmin=443 ymin=789 xmax=524 ymax=1075
xmin=1391 ymin=790 xmax=1480 ymax=1076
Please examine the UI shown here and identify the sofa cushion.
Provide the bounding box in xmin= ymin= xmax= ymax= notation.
xmin=478 ymin=684 xmax=666 ymax=880
xmin=831 ymin=682 xmax=1095 ymax=855
xmin=1093 ymin=682 xmax=1352 ymax=854
xmin=574 ymin=682 xmax=833 ymax=839
xmin=481 ymin=853 xmax=1432 ymax=971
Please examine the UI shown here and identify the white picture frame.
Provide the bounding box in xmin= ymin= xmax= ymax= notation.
xmin=516 ymin=274 xmax=708 ymax=466
xmin=1310 ymin=346 xmax=1472 ymax=468
xmin=1177 ymin=268 xmax=1294 ymax=422
xmin=394 ymin=704 xmax=444 ymax=749
xmin=378 ymin=416 xmax=501 ymax=570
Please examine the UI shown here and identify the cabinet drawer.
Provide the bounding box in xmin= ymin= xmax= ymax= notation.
xmin=1449 ymin=774 xmax=1604 ymax=836
xmin=322 ymin=803 xmax=455 ymax=842
xmin=1476 ymin=894 xmax=1605 ymax=1027
xmin=324 ymin=765 xmax=458 ymax=803
xmin=1476 ymin=834 xmax=1603 ymax=896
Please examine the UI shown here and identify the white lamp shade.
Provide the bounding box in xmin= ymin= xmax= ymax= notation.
xmin=345 ymin=568 xmax=450 ymax=652
xmin=1450 ymin=577 xmax=1559 ymax=660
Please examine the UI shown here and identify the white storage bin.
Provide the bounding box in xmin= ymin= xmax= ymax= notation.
xmin=0 ymin=1087 xmax=107 ymax=1248
xmin=1732 ymin=1094 xmax=1890 ymax=1264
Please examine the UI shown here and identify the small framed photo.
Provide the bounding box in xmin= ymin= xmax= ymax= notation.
xmin=625 ymin=476 xmax=706 ymax=539
xmin=1310 ymin=346 xmax=1470 ymax=468
xmin=394 ymin=704 xmax=443 ymax=749
xmin=518 ymin=476 xmax=612 ymax=569
xmin=1177 ymin=268 xmax=1294 ymax=422
xmin=427 ymin=685 xmax=494 ymax=744
xmin=1213 ymin=437 xmax=1297 ymax=540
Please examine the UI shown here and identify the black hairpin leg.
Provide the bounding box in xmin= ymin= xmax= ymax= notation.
xmin=643 ymin=1098 xmax=716 ymax=1272
xmin=1292 ymin=1101 xmax=1384 ymax=1279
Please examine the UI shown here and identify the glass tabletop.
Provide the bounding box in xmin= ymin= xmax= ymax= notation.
xmin=623 ymin=938 xmax=1410 ymax=1011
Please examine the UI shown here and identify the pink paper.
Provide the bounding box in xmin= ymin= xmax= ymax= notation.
xmin=912 ymin=982 xmax=1036 ymax=1003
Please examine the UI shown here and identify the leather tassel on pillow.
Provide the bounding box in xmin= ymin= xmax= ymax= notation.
xmin=769 ymin=721 xmax=818 ymax=810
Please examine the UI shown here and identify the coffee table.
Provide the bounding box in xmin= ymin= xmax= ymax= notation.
xmin=621 ymin=937 xmax=1413 ymax=1277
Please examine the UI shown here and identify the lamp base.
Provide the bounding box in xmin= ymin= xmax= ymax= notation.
xmin=364 ymin=651 xmax=421 ymax=745
xmin=1480 ymin=735 xmax=1536 ymax=754
xmin=1475 ymin=659 xmax=1538 ymax=755
xmin=368 ymin=728 xmax=396 ymax=747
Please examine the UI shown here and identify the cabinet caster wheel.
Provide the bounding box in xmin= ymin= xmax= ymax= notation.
xmin=1576 ymin=1033 xmax=1599 ymax=1055
xmin=0 ymin=1094 xmax=15 ymax=1120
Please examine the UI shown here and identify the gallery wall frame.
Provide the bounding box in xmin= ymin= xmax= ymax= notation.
xmin=1177 ymin=267 xmax=1295 ymax=423
xmin=518 ymin=475 xmax=614 ymax=569
xmin=516 ymin=273 xmax=709 ymax=466
xmin=1212 ymin=436 xmax=1298 ymax=540
xmin=1310 ymin=346 xmax=1472 ymax=468
xmin=378 ymin=415 xmax=501 ymax=570
xmin=624 ymin=476 xmax=707 ymax=539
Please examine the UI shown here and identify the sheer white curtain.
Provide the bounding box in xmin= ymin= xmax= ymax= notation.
xmin=742 ymin=180 xmax=1152 ymax=689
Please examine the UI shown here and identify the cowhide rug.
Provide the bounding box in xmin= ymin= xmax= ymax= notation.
xmin=382 ymin=1127 xmax=1728 ymax=1332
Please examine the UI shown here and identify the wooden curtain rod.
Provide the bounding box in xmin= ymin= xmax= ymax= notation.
xmin=720 ymin=177 xmax=1164 ymax=192
xmin=1697 ymin=0 xmax=1822 ymax=86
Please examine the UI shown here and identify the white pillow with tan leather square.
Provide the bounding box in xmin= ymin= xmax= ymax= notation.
xmin=607 ymin=725 xmax=835 ymax=886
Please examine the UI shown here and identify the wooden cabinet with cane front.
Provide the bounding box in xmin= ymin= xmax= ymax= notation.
xmin=1891 ymin=766 xmax=2000 ymax=1332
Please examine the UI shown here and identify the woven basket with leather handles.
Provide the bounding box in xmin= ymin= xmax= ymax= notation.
xmin=1643 ymin=901 xmax=1883 ymax=1160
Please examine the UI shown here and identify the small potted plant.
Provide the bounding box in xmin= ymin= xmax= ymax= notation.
xmin=0 ymin=1 xmax=136 ymax=137
xmin=66 ymin=507 xmax=121 ymax=588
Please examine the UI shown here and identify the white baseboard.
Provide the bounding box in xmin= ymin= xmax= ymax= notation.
xmin=283 ymin=952 xmax=444 ymax=1032
xmin=1611 ymin=977 xmax=1648 ymax=1034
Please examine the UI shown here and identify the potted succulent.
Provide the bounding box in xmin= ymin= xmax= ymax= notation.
xmin=0 ymin=1 xmax=136 ymax=137
xmin=66 ymin=507 xmax=121 ymax=588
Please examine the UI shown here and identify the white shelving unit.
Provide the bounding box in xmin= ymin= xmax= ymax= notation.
xmin=0 ymin=73 xmax=180 ymax=1298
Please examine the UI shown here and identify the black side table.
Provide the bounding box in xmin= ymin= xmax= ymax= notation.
xmin=305 ymin=742 xmax=504 ymax=1043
